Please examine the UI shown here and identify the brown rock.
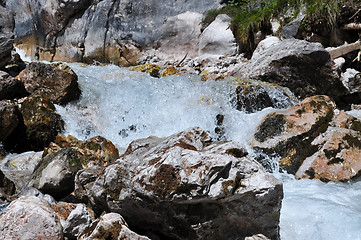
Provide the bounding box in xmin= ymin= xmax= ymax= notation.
xmin=17 ymin=62 xmax=81 ymax=105
xmin=0 ymin=100 xmax=19 ymax=142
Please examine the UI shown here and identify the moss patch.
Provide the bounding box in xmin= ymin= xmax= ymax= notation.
xmin=254 ymin=113 xmax=286 ymax=142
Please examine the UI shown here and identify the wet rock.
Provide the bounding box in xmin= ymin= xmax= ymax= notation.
xmin=4 ymin=50 xmax=27 ymax=77
xmin=232 ymin=38 xmax=348 ymax=103
xmin=0 ymin=72 xmax=27 ymax=100
xmin=253 ymin=95 xmax=336 ymax=174
xmin=0 ymin=100 xmax=19 ymax=142
xmin=84 ymin=127 xmax=283 ymax=239
xmin=43 ymin=134 xmax=119 ymax=168
xmin=51 ymin=202 xmax=94 ymax=239
xmin=231 ymin=78 xmax=297 ymax=113
xmin=0 ymin=169 xmax=16 ymax=202
xmin=20 ymin=94 xmax=64 ymax=150
xmin=295 ymin=111 xmax=361 ymax=181
xmin=199 ymin=14 xmax=237 ymax=57
xmin=0 ymin=196 xmax=63 ymax=240
xmin=17 ymin=62 xmax=81 ymax=105
xmin=161 ymin=66 xmax=180 ymax=77
xmin=130 ymin=64 xmax=160 ymax=77
xmin=78 ymin=212 xmax=150 ymax=240
xmin=0 ymin=151 xmax=43 ymax=189
xmin=0 ymin=6 xmax=14 ymax=70
xmin=29 ymin=147 xmax=83 ymax=199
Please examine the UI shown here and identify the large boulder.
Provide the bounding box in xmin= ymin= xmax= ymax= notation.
xmin=231 ymin=38 xmax=348 ymax=103
xmin=20 ymin=94 xmax=64 ymax=150
xmin=0 ymin=196 xmax=63 ymax=240
xmin=17 ymin=62 xmax=81 ymax=105
xmin=0 ymin=5 xmax=14 ymax=70
xmin=8 ymin=0 xmax=221 ymax=63
xmin=81 ymin=127 xmax=283 ymax=240
xmin=78 ymin=213 xmax=150 ymax=240
xmin=253 ymin=95 xmax=361 ymax=181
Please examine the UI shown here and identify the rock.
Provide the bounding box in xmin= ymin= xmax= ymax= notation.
xmin=130 ymin=64 xmax=161 ymax=77
xmin=43 ymin=134 xmax=119 ymax=168
xmin=17 ymin=62 xmax=81 ymax=105
xmin=279 ymin=6 xmax=306 ymax=39
xmin=295 ymin=111 xmax=361 ymax=181
xmin=0 ymin=196 xmax=63 ymax=240
xmin=161 ymin=66 xmax=180 ymax=77
xmin=0 ymin=6 xmax=14 ymax=70
xmin=29 ymin=147 xmax=83 ymax=199
xmin=19 ymin=187 xmax=56 ymax=205
xmin=254 ymin=95 xmax=361 ymax=181
xmin=0 ymin=151 xmax=43 ymax=189
xmin=0 ymin=100 xmax=19 ymax=142
xmin=0 ymin=72 xmax=28 ymax=100
xmin=20 ymin=94 xmax=64 ymax=150
xmin=78 ymin=212 xmax=150 ymax=240
xmin=4 ymin=50 xmax=27 ymax=77
xmin=199 ymin=14 xmax=237 ymax=57
xmin=84 ymin=127 xmax=283 ymax=239
xmin=245 ymin=234 xmax=271 ymax=240
xmin=232 ymin=38 xmax=348 ymax=103
xmin=9 ymin=0 xmax=221 ymax=63
xmin=0 ymin=169 xmax=16 ymax=202
xmin=231 ymin=78 xmax=297 ymax=113
xmin=51 ymin=202 xmax=94 ymax=239
xmin=253 ymin=95 xmax=336 ymax=174
xmin=341 ymin=68 xmax=361 ymax=94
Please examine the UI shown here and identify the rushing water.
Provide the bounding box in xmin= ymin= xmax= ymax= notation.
xmin=31 ymin=62 xmax=361 ymax=239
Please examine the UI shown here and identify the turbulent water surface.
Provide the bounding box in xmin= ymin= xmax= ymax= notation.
xmin=54 ymin=63 xmax=361 ymax=239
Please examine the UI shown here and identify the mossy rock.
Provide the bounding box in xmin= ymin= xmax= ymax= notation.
xmin=130 ymin=64 xmax=160 ymax=77
xmin=161 ymin=66 xmax=179 ymax=77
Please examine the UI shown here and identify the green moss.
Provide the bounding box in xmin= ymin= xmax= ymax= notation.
xmin=204 ymin=0 xmax=343 ymax=43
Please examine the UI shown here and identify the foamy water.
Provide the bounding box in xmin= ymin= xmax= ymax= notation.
xmin=11 ymin=58 xmax=361 ymax=239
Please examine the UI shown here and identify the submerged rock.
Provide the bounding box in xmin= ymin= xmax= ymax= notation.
xmin=78 ymin=212 xmax=150 ymax=240
xmin=81 ymin=127 xmax=283 ymax=239
xmin=254 ymin=95 xmax=361 ymax=181
xmin=0 ymin=196 xmax=63 ymax=240
xmin=17 ymin=62 xmax=81 ymax=105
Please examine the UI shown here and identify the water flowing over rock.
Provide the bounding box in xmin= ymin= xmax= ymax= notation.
xmin=78 ymin=212 xmax=150 ymax=240
xmin=17 ymin=62 xmax=81 ymax=105
xmin=253 ymin=95 xmax=361 ymax=181
xmin=6 ymin=0 xmax=221 ymax=63
xmin=0 ymin=196 xmax=63 ymax=240
xmin=231 ymin=38 xmax=348 ymax=103
xmin=80 ymin=127 xmax=283 ymax=239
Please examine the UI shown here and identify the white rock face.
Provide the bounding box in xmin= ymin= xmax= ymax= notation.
xmin=0 ymin=196 xmax=63 ymax=240
xmin=199 ymin=14 xmax=237 ymax=57
xmin=78 ymin=212 xmax=150 ymax=240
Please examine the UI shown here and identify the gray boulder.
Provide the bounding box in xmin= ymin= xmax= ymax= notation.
xmin=29 ymin=147 xmax=83 ymax=199
xmin=0 ymin=196 xmax=63 ymax=240
xmin=81 ymin=127 xmax=283 ymax=240
xmin=6 ymin=0 xmax=221 ymax=64
xmin=231 ymin=38 xmax=348 ymax=102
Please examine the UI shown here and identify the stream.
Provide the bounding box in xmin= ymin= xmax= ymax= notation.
xmin=35 ymin=63 xmax=361 ymax=239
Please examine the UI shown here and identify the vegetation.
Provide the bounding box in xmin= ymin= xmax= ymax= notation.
xmin=204 ymin=0 xmax=346 ymax=44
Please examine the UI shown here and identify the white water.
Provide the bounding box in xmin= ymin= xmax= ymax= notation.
xmin=52 ymin=63 xmax=361 ymax=239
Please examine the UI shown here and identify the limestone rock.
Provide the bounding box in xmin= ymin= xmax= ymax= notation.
xmin=20 ymin=94 xmax=64 ymax=150
xmin=232 ymin=38 xmax=348 ymax=102
xmin=51 ymin=202 xmax=94 ymax=239
xmin=17 ymin=62 xmax=81 ymax=105
xmin=253 ymin=95 xmax=336 ymax=174
xmin=0 ymin=196 xmax=63 ymax=240
xmin=199 ymin=14 xmax=237 ymax=57
xmin=0 ymin=101 xmax=19 ymax=142
xmin=231 ymin=78 xmax=297 ymax=113
xmin=78 ymin=212 xmax=150 ymax=240
xmin=29 ymin=147 xmax=83 ymax=199
xmin=83 ymin=127 xmax=283 ymax=239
